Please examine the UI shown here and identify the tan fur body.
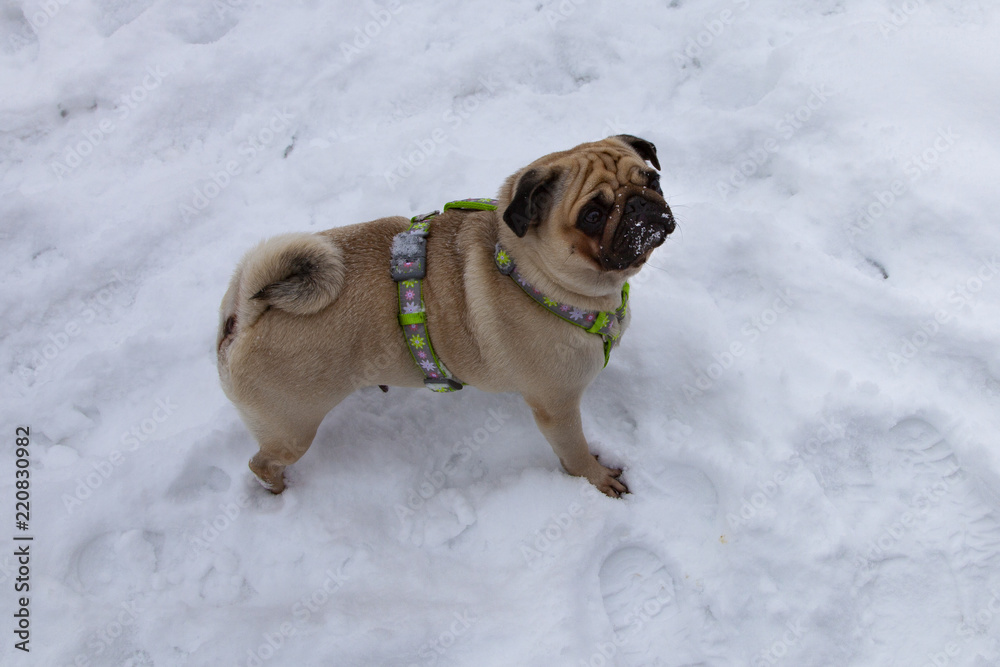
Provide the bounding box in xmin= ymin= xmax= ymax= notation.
xmin=217 ymin=137 xmax=673 ymax=496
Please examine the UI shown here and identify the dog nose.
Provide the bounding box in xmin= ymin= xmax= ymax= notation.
xmin=625 ymin=195 xmax=675 ymax=235
xmin=604 ymin=196 xmax=673 ymax=270
xmin=623 ymin=195 xmax=677 ymax=235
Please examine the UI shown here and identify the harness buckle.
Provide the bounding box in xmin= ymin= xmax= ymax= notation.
xmin=391 ymin=230 xmax=428 ymax=281
xmin=424 ymin=377 xmax=463 ymax=391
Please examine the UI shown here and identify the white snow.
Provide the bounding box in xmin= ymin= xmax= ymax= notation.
xmin=3 ymin=0 xmax=1000 ymax=665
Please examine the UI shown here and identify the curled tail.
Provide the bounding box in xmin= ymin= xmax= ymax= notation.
xmin=217 ymin=233 xmax=344 ymax=353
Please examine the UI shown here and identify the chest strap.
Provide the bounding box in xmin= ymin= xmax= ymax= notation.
xmin=391 ymin=210 xmax=461 ymax=392
xmin=390 ymin=198 xmax=628 ymax=392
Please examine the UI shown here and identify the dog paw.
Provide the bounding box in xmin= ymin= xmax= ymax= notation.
xmin=581 ymin=456 xmax=629 ymax=498
xmin=252 ymin=472 xmax=283 ymax=494
xmin=248 ymin=455 xmax=286 ymax=494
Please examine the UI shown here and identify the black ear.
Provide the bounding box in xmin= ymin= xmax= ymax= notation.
xmin=503 ymin=168 xmax=561 ymax=238
xmin=614 ymin=134 xmax=660 ymax=171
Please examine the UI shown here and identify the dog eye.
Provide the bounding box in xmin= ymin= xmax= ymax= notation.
xmin=647 ymin=173 xmax=663 ymax=195
xmin=577 ymin=206 xmax=605 ymax=235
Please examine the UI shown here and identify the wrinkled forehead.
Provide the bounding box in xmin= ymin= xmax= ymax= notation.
xmin=562 ymin=145 xmax=652 ymax=203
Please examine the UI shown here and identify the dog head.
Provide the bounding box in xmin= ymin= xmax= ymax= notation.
xmin=498 ymin=135 xmax=675 ymax=295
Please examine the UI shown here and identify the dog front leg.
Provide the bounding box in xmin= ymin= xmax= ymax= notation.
xmin=525 ymin=395 xmax=628 ymax=498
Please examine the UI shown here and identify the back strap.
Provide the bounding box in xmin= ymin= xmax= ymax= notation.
xmin=444 ymin=198 xmax=498 ymax=212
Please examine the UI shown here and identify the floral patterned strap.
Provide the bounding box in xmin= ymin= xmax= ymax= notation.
xmin=392 ymin=212 xmax=461 ymax=392
xmin=495 ymin=244 xmax=629 ymax=368
xmin=390 ymin=199 xmax=499 ymax=392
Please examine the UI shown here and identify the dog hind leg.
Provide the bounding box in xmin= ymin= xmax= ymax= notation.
xmin=243 ymin=405 xmax=332 ymax=494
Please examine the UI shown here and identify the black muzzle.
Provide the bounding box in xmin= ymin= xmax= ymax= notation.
xmin=601 ymin=185 xmax=675 ymax=270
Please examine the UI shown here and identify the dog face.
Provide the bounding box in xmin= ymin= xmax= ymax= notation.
xmin=501 ymin=135 xmax=675 ymax=295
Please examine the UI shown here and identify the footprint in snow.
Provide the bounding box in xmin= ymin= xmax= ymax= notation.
xmin=857 ymin=551 xmax=965 ymax=664
xmin=91 ymin=0 xmax=157 ymax=37
xmin=199 ymin=564 xmax=253 ymax=606
xmin=883 ymin=416 xmax=1000 ymax=577
xmin=854 ymin=415 xmax=1000 ymax=653
xmin=633 ymin=463 xmax=719 ymax=522
xmin=72 ymin=529 xmax=160 ymax=596
xmin=164 ymin=0 xmax=244 ymax=45
xmin=597 ymin=546 xmax=708 ymax=666
xmin=397 ymin=487 xmax=477 ymax=548
xmin=1 ymin=9 xmax=38 ymax=54
xmin=166 ymin=463 xmax=231 ymax=501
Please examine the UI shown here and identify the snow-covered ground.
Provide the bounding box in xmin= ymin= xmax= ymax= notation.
xmin=3 ymin=0 xmax=1000 ymax=665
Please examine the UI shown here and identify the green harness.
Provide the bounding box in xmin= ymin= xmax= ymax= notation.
xmin=390 ymin=199 xmax=630 ymax=392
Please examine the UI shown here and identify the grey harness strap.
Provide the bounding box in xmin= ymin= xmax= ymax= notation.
xmin=391 ymin=212 xmax=461 ymax=392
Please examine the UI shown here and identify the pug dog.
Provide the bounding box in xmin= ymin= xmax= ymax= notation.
xmin=217 ymin=135 xmax=674 ymax=497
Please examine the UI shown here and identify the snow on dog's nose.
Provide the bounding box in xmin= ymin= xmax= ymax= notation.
xmin=601 ymin=187 xmax=675 ymax=270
